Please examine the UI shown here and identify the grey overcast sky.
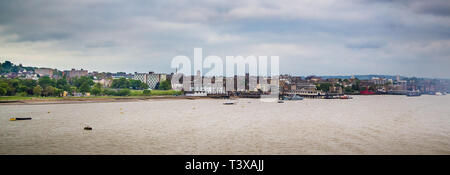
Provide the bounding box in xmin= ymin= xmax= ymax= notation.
xmin=1 ymin=0 xmax=450 ymax=78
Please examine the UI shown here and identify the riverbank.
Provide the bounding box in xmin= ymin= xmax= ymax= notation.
xmin=0 ymin=95 xmax=211 ymax=105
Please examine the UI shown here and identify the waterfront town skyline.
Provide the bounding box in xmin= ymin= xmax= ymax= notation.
xmin=1 ymin=59 xmax=449 ymax=81
xmin=1 ymin=60 xmax=449 ymax=98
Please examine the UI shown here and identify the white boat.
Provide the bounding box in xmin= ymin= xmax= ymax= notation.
xmin=406 ymin=91 xmax=421 ymax=97
xmin=186 ymin=92 xmax=207 ymax=97
xmin=282 ymin=94 xmax=304 ymax=101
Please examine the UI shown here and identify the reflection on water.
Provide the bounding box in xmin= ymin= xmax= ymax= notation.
xmin=1 ymin=95 xmax=450 ymax=154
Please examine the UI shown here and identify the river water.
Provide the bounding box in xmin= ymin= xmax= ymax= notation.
xmin=1 ymin=95 xmax=449 ymax=154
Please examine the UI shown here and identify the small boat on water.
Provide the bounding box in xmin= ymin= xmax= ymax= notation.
xmin=323 ymin=95 xmax=335 ymax=99
xmin=282 ymin=94 xmax=304 ymax=101
xmin=223 ymin=101 xmax=236 ymax=105
xmin=10 ymin=117 xmax=32 ymax=121
xmin=84 ymin=126 xmax=93 ymax=130
xmin=16 ymin=117 xmax=32 ymax=120
xmin=339 ymin=95 xmax=353 ymax=99
xmin=406 ymin=90 xmax=421 ymax=97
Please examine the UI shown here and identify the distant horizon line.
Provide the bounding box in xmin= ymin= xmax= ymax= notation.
xmin=1 ymin=59 xmax=449 ymax=80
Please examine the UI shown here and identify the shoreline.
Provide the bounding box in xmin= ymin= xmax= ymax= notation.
xmin=0 ymin=94 xmax=442 ymax=105
xmin=0 ymin=96 xmax=213 ymax=105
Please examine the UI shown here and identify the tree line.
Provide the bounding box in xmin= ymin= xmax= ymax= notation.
xmin=0 ymin=76 xmax=152 ymax=97
xmin=1 ymin=61 xmax=35 ymax=74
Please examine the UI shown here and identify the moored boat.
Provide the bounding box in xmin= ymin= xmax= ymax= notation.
xmin=223 ymin=101 xmax=236 ymax=105
xmin=360 ymin=90 xmax=375 ymax=95
xmin=84 ymin=126 xmax=92 ymax=130
xmin=282 ymin=94 xmax=304 ymax=101
xmin=406 ymin=90 xmax=421 ymax=97
xmin=339 ymin=95 xmax=353 ymax=99
xmin=14 ymin=117 xmax=32 ymax=120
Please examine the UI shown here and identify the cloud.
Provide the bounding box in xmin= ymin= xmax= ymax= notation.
xmin=0 ymin=0 xmax=449 ymax=78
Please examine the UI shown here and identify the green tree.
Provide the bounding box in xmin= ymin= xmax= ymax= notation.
xmin=16 ymin=92 xmax=28 ymax=97
xmin=316 ymin=83 xmax=331 ymax=92
xmin=17 ymin=85 xmax=29 ymax=93
xmin=352 ymin=79 xmax=361 ymax=91
xmin=56 ymin=78 xmax=68 ymax=89
xmin=0 ymin=85 xmax=7 ymax=96
xmin=0 ymin=81 xmax=10 ymax=95
xmin=103 ymin=88 xmax=117 ymax=96
xmin=142 ymin=89 xmax=151 ymax=96
xmin=140 ymin=82 xmax=149 ymax=89
xmin=54 ymin=88 xmax=63 ymax=97
xmin=43 ymin=86 xmax=55 ymax=96
xmin=129 ymin=79 xmax=142 ymax=89
xmin=79 ymin=82 xmax=91 ymax=94
xmin=21 ymin=79 xmax=37 ymax=95
xmin=9 ymin=79 xmax=19 ymax=88
xmin=158 ymin=80 xmax=171 ymax=90
xmin=91 ymin=83 xmax=103 ymax=96
xmin=61 ymin=84 xmax=72 ymax=92
xmin=117 ymin=88 xmax=131 ymax=96
xmin=38 ymin=76 xmax=56 ymax=88
xmin=344 ymin=86 xmax=353 ymax=93
xmin=1 ymin=61 xmax=13 ymax=73
xmin=33 ymin=85 xmax=43 ymax=96
xmin=71 ymin=76 xmax=94 ymax=88
xmin=111 ymin=77 xmax=130 ymax=89
xmin=69 ymin=86 xmax=77 ymax=95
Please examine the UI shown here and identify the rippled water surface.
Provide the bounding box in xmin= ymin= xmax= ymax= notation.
xmin=1 ymin=95 xmax=449 ymax=154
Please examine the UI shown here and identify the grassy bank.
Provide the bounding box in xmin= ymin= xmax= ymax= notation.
xmin=0 ymin=90 xmax=183 ymax=102
xmin=0 ymin=96 xmax=62 ymax=101
xmin=130 ymin=90 xmax=183 ymax=96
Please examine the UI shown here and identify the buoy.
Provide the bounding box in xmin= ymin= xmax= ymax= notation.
xmin=9 ymin=118 xmax=16 ymax=121
xmin=84 ymin=126 xmax=92 ymax=130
